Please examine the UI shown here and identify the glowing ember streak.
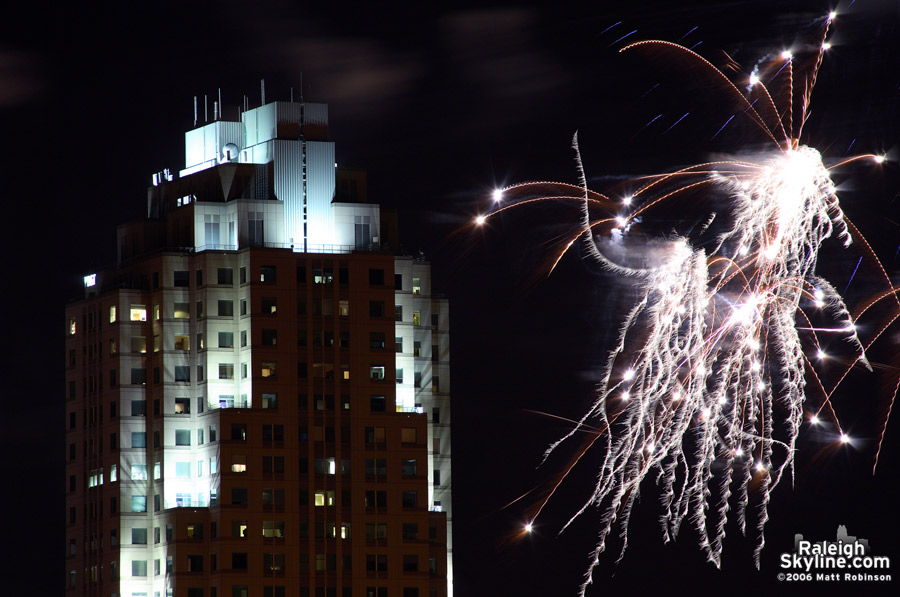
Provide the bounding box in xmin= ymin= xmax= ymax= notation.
xmin=479 ymin=13 xmax=900 ymax=596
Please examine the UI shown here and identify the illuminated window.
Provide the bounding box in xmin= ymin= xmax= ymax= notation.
xmin=342 ymin=365 xmax=350 ymax=380
xmin=261 ymin=361 xmax=277 ymax=378
xmin=413 ymin=310 xmax=421 ymax=326
xmin=262 ymin=297 xmax=277 ymax=314
xmin=369 ymin=365 xmax=385 ymax=380
xmin=262 ymin=520 xmax=285 ymax=538
xmin=412 ymin=278 xmax=421 ymax=294
xmin=174 ymin=302 xmax=190 ymax=319
xmin=219 ymin=364 xmax=234 ymax=380
xmin=401 ymin=428 xmax=417 ymax=444
xmin=314 ymin=490 xmax=336 ymax=507
xmin=110 ymin=338 xmax=117 ymax=355
xmin=109 ymin=306 xmax=117 ymax=323
xmin=260 ymin=265 xmax=276 ymax=283
xmin=175 ymin=334 xmax=190 ymax=350
xmin=132 ymin=464 xmax=148 ymax=480
xmin=153 ymin=304 xmax=160 ymax=320
xmin=130 ymin=305 xmax=147 ymax=321
xmin=339 ymin=300 xmax=349 ymax=316
xmin=131 ymin=496 xmax=147 ymax=513
xmin=132 ymin=560 xmax=147 ymax=576
xmin=110 ymin=464 xmax=117 ymax=482
xmin=197 ymin=332 xmax=204 ymax=349
xmin=313 ymin=267 xmax=333 ymax=284
xmin=154 ymin=462 xmax=161 ymax=479
xmin=231 ymin=456 xmax=247 ymax=473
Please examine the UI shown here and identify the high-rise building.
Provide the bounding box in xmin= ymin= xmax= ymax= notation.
xmin=65 ymin=96 xmax=452 ymax=597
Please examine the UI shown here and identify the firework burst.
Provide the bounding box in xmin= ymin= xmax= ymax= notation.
xmin=477 ymin=12 xmax=898 ymax=595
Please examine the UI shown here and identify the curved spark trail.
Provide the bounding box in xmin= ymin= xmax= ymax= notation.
xmin=475 ymin=13 xmax=899 ymax=595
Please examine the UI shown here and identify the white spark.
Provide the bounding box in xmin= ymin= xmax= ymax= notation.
xmin=475 ymin=215 xmax=486 ymax=225
xmin=493 ymin=189 xmax=504 ymax=202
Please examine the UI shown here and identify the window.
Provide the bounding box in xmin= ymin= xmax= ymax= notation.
xmin=131 ymin=336 xmax=147 ymax=353
xmin=131 ymin=432 xmax=147 ymax=448
xmin=370 ymin=365 xmax=385 ymax=380
xmin=218 ymin=300 xmax=234 ymax=317
xmin=370 ymin=395 xmax=386 ymax=412
xmin=403 ymin=555 xmax=419 ymax=572
xmin=175 ymin=397 xmax=190 ymax=414
xmin=365 ymin=427 xmax=386 ymax=444
xmin=366 ymin=523 xmax=388 ymax=540
xmin=262 ymin=329 xmax=277 ymax=346
xmin=175 ymin=334 xmax=190 ymax=350
xmin=262 ymin=393 xmax=278 ymax=409
xmin=413 ymin=340 xmax=421 ymax=356
xmin=132 ymin=464 xmax=148 ymax=480
xmin=174 ymin=302 xmax=190 ymax=319
xmin=414 ymin=371 xmax=422 ymax=388
xmin=432 ymin=376 xmax=440 ymax=392
xmin=339 ymin=300 xmax=349 ymax=317
xmin=218 ymin=267 xmax=234 ymax=285
xmin=413 ymin=310 xmax=421 ymax=326
xmin=188 ymin=555 xmax=203 ymax=572
xmin=434 ymin=469 xmax=442 ymax=486
xmin=131 ymin=399 xmax=147 ymax=416
xmin=402 ymin=523 xmax=418 ymax=540
xmin=369 ymin=268 xmax=385 ymax=285
xmin=174 ymin=270 xmax=190 ymax=287
xmin=261 ymin=361 xmax=277 ymax=378
xmin=176 ymin=462 xmax=191 ymax=477
xmin=131 ymin=367 xmax=147 ymax=384
xmin=365 ymin=459 xmax=387 ymax=476
xmin=130 ymin=305 xmax=147 ymax=321
xmin=401 ymin=428 xmax=417 ymax=444
xmin=401 ymin=459 xmax=417 ymax=476
xmin=364 ymin=491 xmax=387 ymax=508
xmin=260 ymin=265 xmax=277 ymax=282
xmin=109 ymin=306 xmax=117 ymax=322
xmin=402 ymin=491 xmax=417 ymax=509
xmin=396 ymin=368 xmax=404 ymax=384
xmin=232 ymin=488 xmax=248 ymax=505
xmin=209 ymin=424 xmax=217 ymax=442
xmin=395 ymin=305 xmax=403 ymax=321
xmin=241 ymin=330 xmax=247 ymax=347
xmin=313 ymin=266 xmax=333 ymax=284
xmin=175 ymin=366 xmax=191 ymax=382
xmin=262 ymin=520 xmax=285 ymax=538
xmin=231 ymin=423 xmax=247 ymax=441
xmin=132 ymin=527 xmax=148 ymax=545
xmin=232 ymin=552 xmax=248 ymax=570
xmin=370 ymin=332 xmax=386 ymax=349
xmin=131 ymin=496 xmax=147 ymax=513
xmin=262 ymin=456 xmax=284 ymax=474
xmin=314 ymin=490 xmax=336 ymax=507
xmin=262 ymin=488 xmax=285 ymax=508
xmin=132 ymin=560 xmax=148 ymax=576
xmin=219 ymin=364 xmax=234 ymax=380
xmin=369 ymin=301 xmax=385 ymax=318
xmin=175 ymin=429 xmax=191 ymax=446
xmin=218 ymin=332 xmax=234 ymax=348
xmin=264 ymin=553 xmax=285 ymax=573
xmin=262 ymin=297 xmax=277 ymax=314
xmin=412 ymin=277 xmax=421 ymax=294
xmin=187 ymin=523 xmax=203 ymax=540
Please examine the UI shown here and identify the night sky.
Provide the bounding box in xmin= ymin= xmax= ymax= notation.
xmin=3 ymin=1 xmax=899 ymax=595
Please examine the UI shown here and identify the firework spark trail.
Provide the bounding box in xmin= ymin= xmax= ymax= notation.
xmin=475 ymin=12 xmax=900 ymax=596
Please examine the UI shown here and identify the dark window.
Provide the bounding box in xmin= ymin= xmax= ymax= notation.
xmin=395 ymin=273 xmax=403 ymax=290
xmin=262 ymin=329 xmax=277 ymax=346
xmin=369 ymin=301 xmax=385 ymax=318
xmin=369 ymin=268 xmax=385 ymax=286
xmin=232 ymin=488 xmax=248 ymax=505
xmin=232 ymin=552 xmax=248 ymax=569
xmin=217 ymin=268 xmax=234 ymax=285
xmin=370 ymin=395 xmax=386 ymax=412
xmin=218 ymin=300 xmax=234 ymax=317
xmin=231 ymin=424 xmax=247 ymax=441
xmin=175 ymin=366 xmax=191 ymax=382
xmin=402 ymin=491 xmax=417 ymax=508
xmin=369 ymin=332 xmax=385 ymax=349
xmin=174 ymin=270 xmax=190 ymax=287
